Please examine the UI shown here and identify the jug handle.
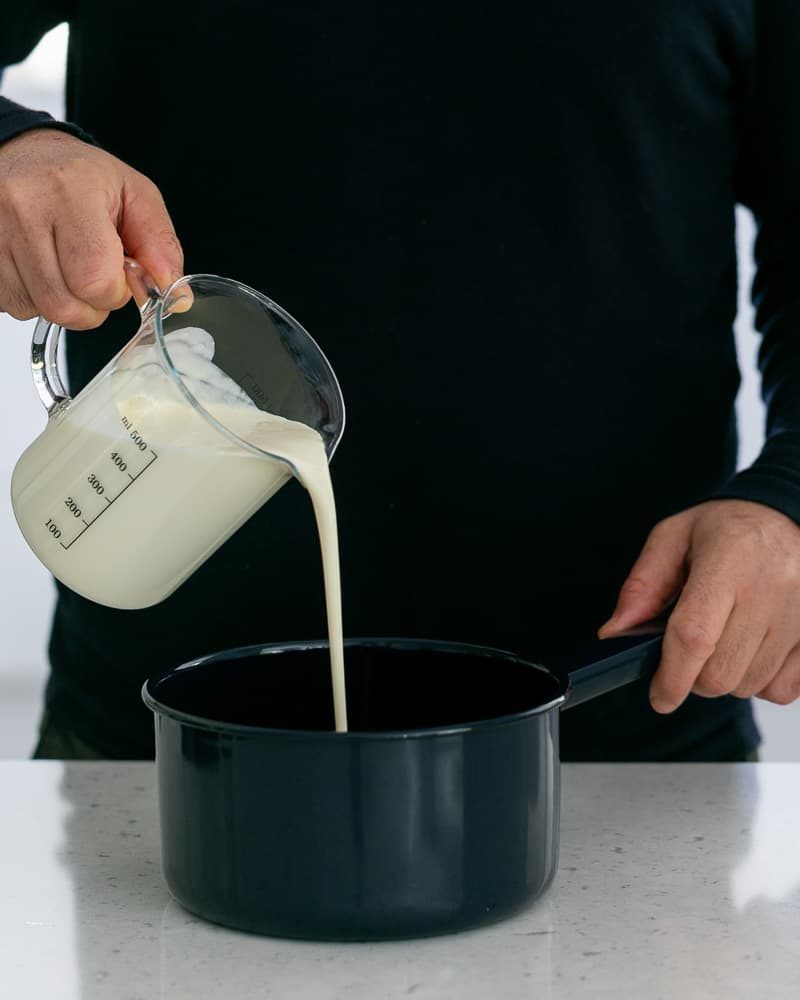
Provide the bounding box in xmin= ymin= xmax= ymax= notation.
xmin=31 ymin=258 xmax=162 ymax=416
xmin=31 ymin=317 xmax=70 ymax=415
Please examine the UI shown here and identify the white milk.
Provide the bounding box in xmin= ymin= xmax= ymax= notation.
xmin=11 ymin=328 xmax=348 ymax=731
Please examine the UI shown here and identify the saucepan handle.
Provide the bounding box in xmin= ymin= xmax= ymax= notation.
xmin=562 ymin=633 xmax=665 ymax=710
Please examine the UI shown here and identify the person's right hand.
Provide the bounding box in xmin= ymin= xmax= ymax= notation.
xmin=0 ymin=128 xmax=184 ymax=330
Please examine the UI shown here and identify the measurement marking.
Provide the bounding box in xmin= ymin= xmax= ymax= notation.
xmin=61 ymin=522 xmax=91 ymax=550
xmin=59 ymin=449 xmax=159 ymax=551
xmin=81 ymin=519 xmax=89 ymax=526
xmin=127 ymin=472 xmax=134 ymax=480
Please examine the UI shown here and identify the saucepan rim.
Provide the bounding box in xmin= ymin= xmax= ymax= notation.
xmin=142 ymin=636 xmax=567 ymax=742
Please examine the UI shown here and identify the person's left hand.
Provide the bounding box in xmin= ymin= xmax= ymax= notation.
xmin=599 ymin=499 xmax=800 ymax=712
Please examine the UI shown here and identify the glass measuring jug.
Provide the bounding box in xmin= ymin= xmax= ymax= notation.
xmin=10 ymin=262 xmax=345 ymax=610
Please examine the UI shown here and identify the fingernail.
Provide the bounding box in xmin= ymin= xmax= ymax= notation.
xmin=650 ymin=695 xmax=672 ymax=714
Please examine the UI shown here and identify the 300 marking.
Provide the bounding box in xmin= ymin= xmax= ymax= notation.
xmin=88 ymin=473 xmax=105 ymax=495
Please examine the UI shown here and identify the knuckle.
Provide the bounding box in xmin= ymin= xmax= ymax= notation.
xmin=732 ymin=679 xmax=759 ymax=699
xmin=762 ymin=684 xmax=796 ymax=707
xmin=50 ymin=156 xmax=105 ymax=192
xmin=2 ymin=285 xmax=36 ymax=320
xmin=669 ymin=616 xmax=717 ymax=659
xmin=761 ymin=673 xmax=800 ymax=706
xmin=693 ymin=669 xmax=732 ymax=698
xmin=129 ymin=171 xmax=165 ymax=209
xmin=5 ymin=303 xmax=37 ymax=321
xmin=37 ymin=282 xmax=106 ymax=328
xmin=775 ymin=559 xmax=800 ymax=589
xmin=0 ymin=177 xmax=29 ymax=209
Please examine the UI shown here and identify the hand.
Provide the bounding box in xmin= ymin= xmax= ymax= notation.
xmin=599 ymin=499 xmax=800 ymax=712
xmin=0 ymin=128 xmax=183 ymax=330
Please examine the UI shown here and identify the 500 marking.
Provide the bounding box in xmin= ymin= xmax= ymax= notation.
xmin=121 ymin=415 xmax=150 ymax=452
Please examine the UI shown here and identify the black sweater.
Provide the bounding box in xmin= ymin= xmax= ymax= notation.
xmin=2 ymin=1 xmax=796 ymax=759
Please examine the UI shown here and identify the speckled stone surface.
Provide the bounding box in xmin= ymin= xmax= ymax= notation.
xmin=1 ymin=762 xmax=799 ymax=999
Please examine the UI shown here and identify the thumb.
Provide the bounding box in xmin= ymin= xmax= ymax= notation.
xmin=118 ymin=171 xmax=184 ymax=293
xmin=598 ymin=514 xmax=692 ymax=637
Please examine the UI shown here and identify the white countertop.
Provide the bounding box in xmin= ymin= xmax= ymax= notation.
xmin=1 ymin=762 xmax=799 ymax=999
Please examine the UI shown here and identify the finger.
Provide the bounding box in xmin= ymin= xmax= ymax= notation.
xmin=0 ymin=251 xmax=37 ymax=320
xmin=599 ymin=517 xmax=689 ymax=637
xmin=732 ymin=629 xmax=793 ymax=699
xmin=14 ymin=226 xmax=112 ymax=329
xmin=118 ymin=173 xmax=184 ymax=291
xmin=757 ymin=643 xmax=800 ymax=706
xmin=691 ymin=604 xmax=766 ymax=699
xmin=167 ymin=282 xmax=194 ymax=314
xmin=649 ymin=568 xmax=736 ymax=713
xmin=53 ymin=192 xmax=131 ymax=315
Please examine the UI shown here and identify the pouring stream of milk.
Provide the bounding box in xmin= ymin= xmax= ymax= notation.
xmin=236 ymin=410 xmax=348 ymax=734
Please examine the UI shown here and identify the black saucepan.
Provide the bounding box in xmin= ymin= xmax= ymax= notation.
xmin=142 ymin=633 xmax=663 ymax=940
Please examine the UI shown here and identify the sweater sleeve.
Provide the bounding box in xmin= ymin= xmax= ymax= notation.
xmin=0 ymin=2 xmax=94 ymax=147
xmin=0 ymin=96 xmax=94 ymax=146
xmin=713 ymin=0 xmax=800 ymax=523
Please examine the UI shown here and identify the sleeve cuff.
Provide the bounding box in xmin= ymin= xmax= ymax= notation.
xmin=0 ymin=98 xmax=96 ymax=148
xmin=708 ymin=430 xmax=800 ymax=526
